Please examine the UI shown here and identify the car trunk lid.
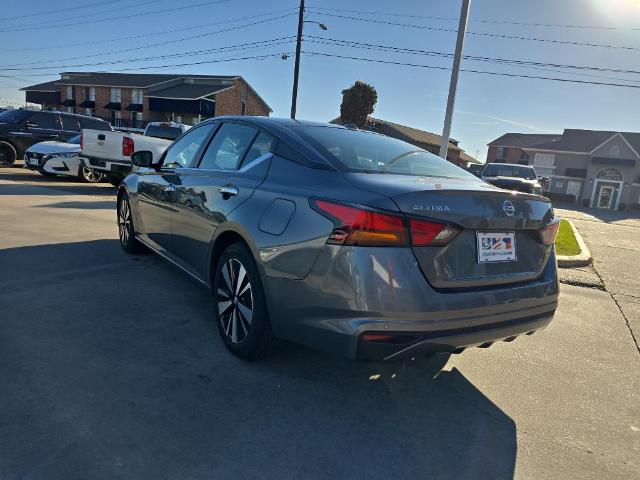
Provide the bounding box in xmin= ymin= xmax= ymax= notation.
xmin=345 ymin=173 xmax=555 ymax=289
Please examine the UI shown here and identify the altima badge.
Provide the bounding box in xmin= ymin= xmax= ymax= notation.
xmin=502 ymin=200 xmax=515 ymax=217
xmin=413 ymin=204 xmax=451 ymax=212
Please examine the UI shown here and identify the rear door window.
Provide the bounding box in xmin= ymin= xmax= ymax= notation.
xmin=61 ymin=116 xmax=81 ymax=132
xmin=241 ymin=132 xmax=275 ymax=167
xmin=79 ymin=117 xmax=111 ymax=131
xmin=29 ymin=112 xmax=58 ymax=130
xmin=197 ymin=123 xmax=258 ymax=171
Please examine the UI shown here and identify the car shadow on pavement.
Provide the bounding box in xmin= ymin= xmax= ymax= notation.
xmin=37 ymin=200 xmax=117 ymax=210
xmin=0 ymin=240 xmax=517 ymax=480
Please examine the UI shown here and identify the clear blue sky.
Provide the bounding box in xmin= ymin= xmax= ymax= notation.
xmin=1 ymin=0 xmax=640 ymax=161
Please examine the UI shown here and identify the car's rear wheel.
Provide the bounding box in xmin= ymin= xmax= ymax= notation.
xmin=79 ymin=166 xmax=104 ymax=183
xmin=117 ymin=192 xmax=144 ymax=253
xmin=213 ymin=243 xmax=279 ymax=360
xmin=0 ymin=141 xmax=17 ymax=167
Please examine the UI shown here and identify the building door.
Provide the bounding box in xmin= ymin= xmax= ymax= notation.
xmin=597 ymin=186 xmax=615 ymax=209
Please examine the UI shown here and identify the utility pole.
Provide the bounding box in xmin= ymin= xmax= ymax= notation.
xmin=290 ymin=0 xmax=305 ymax=119
xmin=439 ymin=0 xmax=471 ymax=159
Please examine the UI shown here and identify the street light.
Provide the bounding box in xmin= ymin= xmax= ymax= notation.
xmin=290 ymin=0 xmax=328 ymax=119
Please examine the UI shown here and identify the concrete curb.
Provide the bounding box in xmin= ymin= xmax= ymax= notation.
xmin=557 ymin=219 xmax=592 ymax=268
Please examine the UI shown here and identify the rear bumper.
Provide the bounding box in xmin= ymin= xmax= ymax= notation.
xmin=356 ymin=312 xmax=553 ymax=361
xmin=264 ymin=245 xmax=558 ymax=361
xmin=83 ymin=156 xmax=131 ymax=177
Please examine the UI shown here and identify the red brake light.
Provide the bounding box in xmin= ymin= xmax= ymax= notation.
xmin=312 ymin=199 xmax=408 ymax=246
xmin=540 ymin=220 xmax=560 ymax=245
xmin=122 ymin=137 xmax=134 ymax=157
xmin=312 ymin=199 xmax=459 ymax=247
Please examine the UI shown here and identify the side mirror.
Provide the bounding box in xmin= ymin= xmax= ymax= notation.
xmin=131 ymin=150 xmax=153 ymax=168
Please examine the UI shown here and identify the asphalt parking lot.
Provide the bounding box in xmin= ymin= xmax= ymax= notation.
xmin=1 ymin=168 xmax=639 ymax=480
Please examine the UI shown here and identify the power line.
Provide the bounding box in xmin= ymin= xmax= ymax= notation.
xmin=0 ymin=0 xmax=129 ymax=21
xmin=12 ymin=0 xmax=160 ymax=30
xmin=306 ymin=5 xmax=640 ymax=31
xmin=0 ymin=0 xmax=233 ymax=33
xmin=0 ymin=13 xmax=296 ymax=71
xmin=306 ymin=11 xmax=640 ymax=51
xmin=0 ymin=37 xmax=295 ymax=72
xmin=302 ymin=51 xmax=640 ymax=89
xmin=0 ymin=8 xmax=298 ymax=53
xmin=0 ymin=51 xmax=293 ymax=79
xmin=303 ymin=35 xmax=640 ymax=82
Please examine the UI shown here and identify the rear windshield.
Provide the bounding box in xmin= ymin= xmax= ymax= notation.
xmin=483 ymin=164 xmax=537 ymax=180
xmin=0 ymin=109 xmax=32 ymax=124
xmin=295 ymin=126 xmax=476 ymax=179
xmin=68 ymin=135 xmax=81 ymax=144
xmin=144 ymin=125 xmax=183 ymax=140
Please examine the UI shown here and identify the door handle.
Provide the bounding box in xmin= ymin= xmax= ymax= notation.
xmin=164 ymin=184 xmax=176 ymax=193
xmin=218 ymin=186 xmax=239 ymax=197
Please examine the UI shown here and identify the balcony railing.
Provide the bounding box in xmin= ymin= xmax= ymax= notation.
xmin=533 ymin=165 xmax=556 ymax=178
xmin=95 ymin=116 xmax=150 ymax=130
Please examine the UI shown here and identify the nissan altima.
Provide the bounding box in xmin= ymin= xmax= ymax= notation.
xmin=117 ymin=117 xmax=559 ymax=361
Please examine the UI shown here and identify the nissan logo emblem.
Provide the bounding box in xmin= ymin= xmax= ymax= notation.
xmin=502 ymin=200 xmax=515 ymax=217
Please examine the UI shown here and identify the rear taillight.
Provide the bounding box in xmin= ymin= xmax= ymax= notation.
xmin=409 ymin=218 xmax=459 ymax=246
xmin=311 ymin=199 xmax=459 ymax=247
xmin=79 ymin=133 xmax=83 ymax=150
xmin=540 ymin=220 xmax=560 ymax=245
xmin=122 ymin=137 xmax=134 ymax=157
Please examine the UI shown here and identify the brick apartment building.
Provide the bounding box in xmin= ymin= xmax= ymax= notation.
xmin=487 ymin=130 xmax=640 ymax=210
xmin=21 ymin=72 xmax=272 ymax=129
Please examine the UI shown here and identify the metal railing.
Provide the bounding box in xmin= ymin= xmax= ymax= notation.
xmin=533 ymin=165 xmax=556 ymax=177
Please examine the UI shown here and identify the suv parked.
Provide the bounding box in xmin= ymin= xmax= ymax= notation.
xmin=0 ymin=109 xmax=111 ymax=167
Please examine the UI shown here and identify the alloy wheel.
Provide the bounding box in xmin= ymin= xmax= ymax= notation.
xmin=118 ymin=199 xmax=132 ymax=246
xmin=82 ymin=166 xmax=103 ymax=183
xmin=217 ymin=258 xmax=253 ymax=344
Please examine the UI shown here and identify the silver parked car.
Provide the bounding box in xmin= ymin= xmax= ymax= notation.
xmin=117 ymin=117 xmax=560 ymax=361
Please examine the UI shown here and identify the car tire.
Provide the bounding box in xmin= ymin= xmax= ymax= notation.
xmin=0 ymin=141 xmax=17 ymax=167
xmin=79 ymin=166 xmax=104 ymax=183
xmin=117 ymin=192 xmax=144 ymax=254
xmin=213 ymin=243 xmax=279 ymax=360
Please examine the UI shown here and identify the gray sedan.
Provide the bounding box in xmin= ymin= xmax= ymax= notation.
xmin=118 ymin=117 xmax=559 ymax=361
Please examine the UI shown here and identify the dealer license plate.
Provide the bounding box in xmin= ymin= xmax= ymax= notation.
xmin=477 ymin=231 xmax=517 ymax=263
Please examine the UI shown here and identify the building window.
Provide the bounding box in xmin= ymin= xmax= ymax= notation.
xmin=131 ymin=89 xmax=143 ymax=104
xmin=496 ymin=147 xmax=507 ymax=159
xmin=609 ymin=145 xmax=620 ymax=157
xmin=65 ymin=106 xmax=74 ymax=113
xmin=520 ymin=151 xmax=530 ymax=163
xmin=88 ymin=87 xmax=96 ymax=101
xmin=84 ymin=108 xmax=94 ymax=116
xmin=66 ymin=86 xmax=73 ymax=100
xmin=241 ymin=100 xmax=246 ymax=115
xmin=533 ymin=153 xmax=556 ymax=177
xmin=110 ymin=88 xmax=121 ymax=103
xmin=130 ymin=111 xmax=139 ymax=128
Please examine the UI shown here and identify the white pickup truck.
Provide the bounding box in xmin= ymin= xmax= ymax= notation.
xmin=81 ymin=121 xmax=190 ymax=185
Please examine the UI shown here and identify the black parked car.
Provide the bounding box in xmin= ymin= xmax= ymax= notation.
xmin=0 ymin=109 xmax=111 ymax=167
xmin=481 ymin=162 xmax=544 ymax=195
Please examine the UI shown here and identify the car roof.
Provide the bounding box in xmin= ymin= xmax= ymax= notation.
xmin=206 ymin=116 xmax=347 ymax=130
